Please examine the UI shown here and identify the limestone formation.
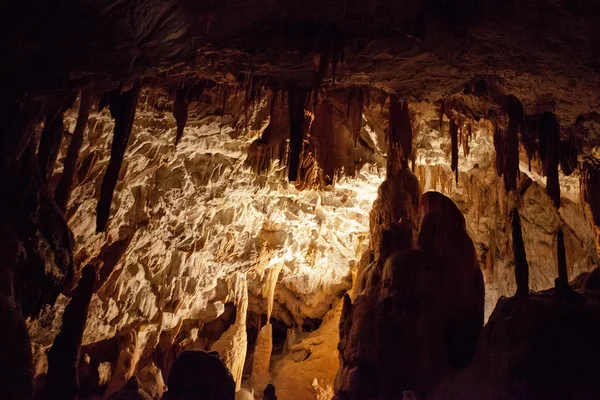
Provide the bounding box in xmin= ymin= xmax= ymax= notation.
xmin=96 ymin=81 xmax=142 ymax=232
xmin=55 ymin=88 xmax=92 ymax=213
xmin=335 ymin=191 xmax=484 ymax=399
xmin=211 ymin=274 xmax=249 ymax=391
xmin=105 ymin=326 xmax=142 ymax=397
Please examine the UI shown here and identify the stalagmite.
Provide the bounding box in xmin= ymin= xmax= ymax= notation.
xmin=211 ymin=274 xmax=249 ymax=391
xmin=510 ymin=208 xmax=529 ymax=296
xmin=105 ymin=326 xmax=142 ymax=397
xmin=555 ymin=228 xmax=569 ymax=294
xmin=336 ymin=192 xmax=484 ymax=399
xmin=251 ymin=262 xmax=282 ymax=389
xmin=38 ymin=110 xmax=65 ymax=183
xmin=287 ymin=87 xmax=309 ymax=182
xmin=44 ymin=265 xmax=97 ymax=400
xmin=173 ymin=87 xmax=189 ymax=145
xmin=55 ymin=88 xmax=92 ymax=213
xmin=96 ymin=81 xmax=141 ymax=232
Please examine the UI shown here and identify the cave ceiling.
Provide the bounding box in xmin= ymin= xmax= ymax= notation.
xmin=4 ymin=0 xmax=600 ymax=127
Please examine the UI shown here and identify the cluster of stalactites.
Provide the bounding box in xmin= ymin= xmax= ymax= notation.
xmin=437 ymin=99 xmax=474 ymax=185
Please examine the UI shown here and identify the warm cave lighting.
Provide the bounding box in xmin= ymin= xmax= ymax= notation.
xmin=4 ymin=3 xmax=600 ymax=400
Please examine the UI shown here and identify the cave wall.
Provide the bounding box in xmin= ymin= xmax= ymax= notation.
xmin=26 ymin=87 xmax=383 ymax=397
xmin=18 ymin=89 xmax=600 ymax=399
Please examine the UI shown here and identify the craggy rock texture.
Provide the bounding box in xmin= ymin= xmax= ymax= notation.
xmin=27 ymin=87 xmax=382 ymax=398
xmin=427 ymin=278 xmax=600 ymax=400
xmin=335 ymin=191 xmax=484 ymax=399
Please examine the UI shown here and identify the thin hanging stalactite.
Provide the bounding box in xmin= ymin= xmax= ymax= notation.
xmin=450 ymin=118 xmax=459 ymax=183
xmin=44 ymin=265 xmax=96 ymax=400
xmin=173 ymin=87 xmax=189 ymax=145
xmin=539 ymin=112 xmax=561 ymax=208
xmin=96 ymin=81 xmax=142 ymax=233
xmin=388 ymin=94 xmax=412 ymax=172
xmin=347 ymin=87 xmax=364 ymax=145
xmin=55 ymin=88 xmax=92 ymax=213
xmin=38 ymin=110 xmax=65 ymax=183
xmin=504 ymin=115 xmax=519 ymax=192
xmin=438 ymin=99 xmax=446 ymax=135
xmin=511 ymin=207 xmax=529 ymax=296
xmin=287 ymin=87 xmax=309 ymax=182
xmin=493 ymin=121 xmax=505 ymax=177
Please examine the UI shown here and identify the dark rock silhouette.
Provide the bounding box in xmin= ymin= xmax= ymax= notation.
xmin=44 ymin=265 xmax=97 ymax=400
xmin=263 ymin=383 xmax=277 ymax=400
xmin=0 ymin=294 xmax=34 ymax=400
xmin=335 ymin=191 xmax=484 ymax=399
xmin=427 ymin=287 xmax=600 ymax=400
xmin=108 ymin=377 xmax=153 ymax=400
xmin=162 ymin=350 xmax=235 ymax=400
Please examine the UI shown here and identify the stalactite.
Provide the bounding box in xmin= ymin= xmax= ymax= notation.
xmin=287 ymin=87 xmax=309 ymax=182
xmin=450 ymin=118 xmax=459 ymax=184
xmin=55 ymin=89 xmax=92 ymax=213
xmin=539 ymin=113 xmax=561 ymax=209
xmin=173 ymin=87 xmax=189 ymax=145
xmin=96 ymin=81 xmax=142 ymax=233
xmin=438 ymin=100 xmax=445 ymax=134
xmin=511 ymin=208 xmax=529 ymax=296
xmin=493 ymin=121 xmax=504 ymax=176
xmin=311 ymin=99 xmax=336 ymax=185
xmin=347 ymin=87 xmax=364 ymax=145
xmin=582 ymin=161 xmax=600 ymax=226
xmin=45 ymin=265 xmax=97 ymax=400
xmin=388 ymin=94 xmax=412 ymax=173
xmin=504 ymin=115 xmax=519 ymax=192
xmin=560 ymin=133 xmax=579 ymax=176
xmin=38 ymin=110 xmax=65 ymax=183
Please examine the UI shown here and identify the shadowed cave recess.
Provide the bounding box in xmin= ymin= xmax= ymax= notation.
xmin=2 ymin=1 xmax=600 ymax=399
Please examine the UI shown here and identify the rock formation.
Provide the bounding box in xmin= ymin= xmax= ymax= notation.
xmin=335 ymin=189 xmax=484 ymax=399
xmin=427 ymin=279 xmax=600 ymax=400
xmin=44 ymin=265 xmax=97 ymax=400
xmin=211 ymin=274 xmax=249 ymax=391
xmin=163 ymin=350 xmax=235 ymax=400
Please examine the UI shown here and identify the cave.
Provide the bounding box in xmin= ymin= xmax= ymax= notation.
xmin=2 ymin=1 xmax=600 ymax=400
